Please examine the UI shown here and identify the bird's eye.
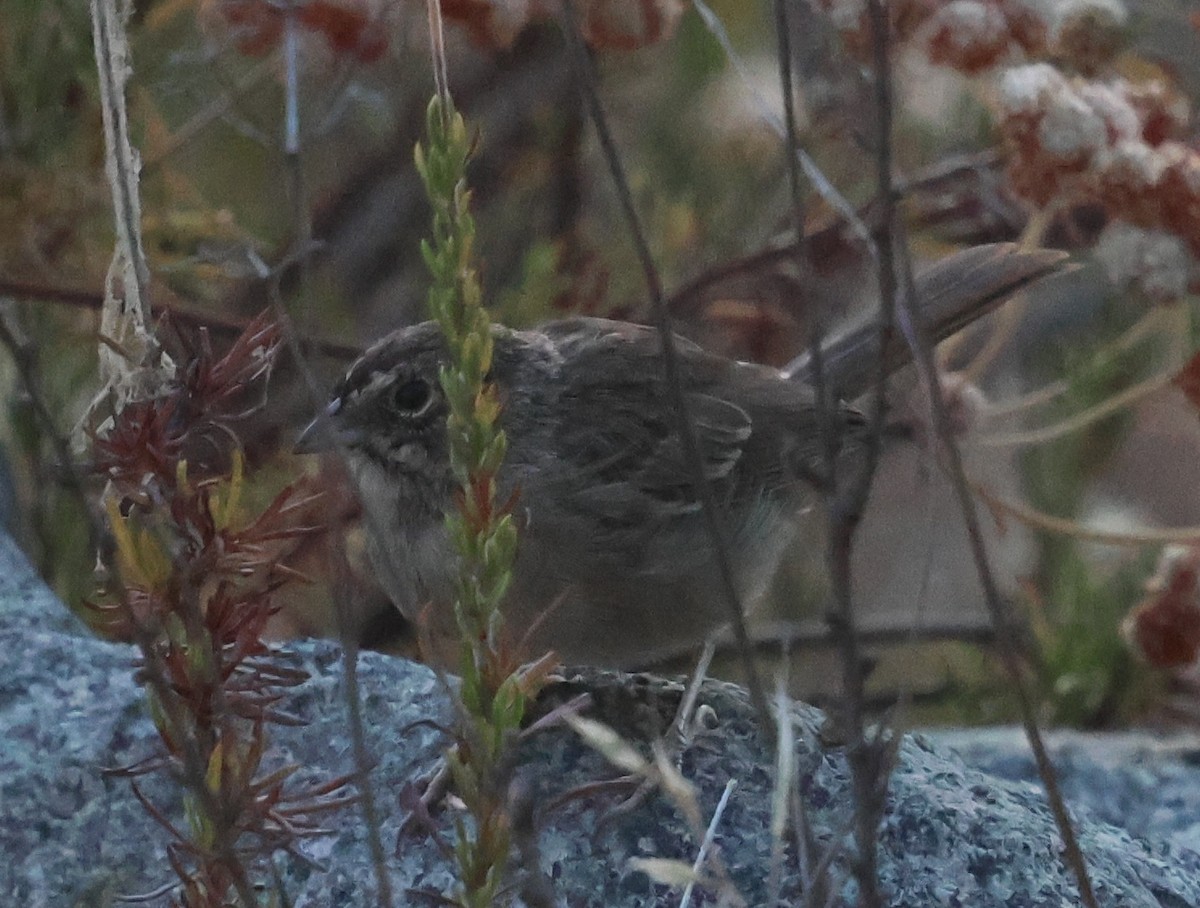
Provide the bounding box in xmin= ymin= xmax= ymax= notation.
xmin=391 ymin=377 xmax=432 ymax=414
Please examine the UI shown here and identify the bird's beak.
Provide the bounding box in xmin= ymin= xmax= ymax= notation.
xmin=294 ymin=398 xmax=347 ymax=454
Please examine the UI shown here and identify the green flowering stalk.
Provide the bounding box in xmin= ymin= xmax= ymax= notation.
xmin=415 ymin=94 xmax=533 ymax=907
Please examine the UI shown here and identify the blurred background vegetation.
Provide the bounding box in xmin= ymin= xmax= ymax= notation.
xmin=6 ymin=0 xmax=1200 ymax=729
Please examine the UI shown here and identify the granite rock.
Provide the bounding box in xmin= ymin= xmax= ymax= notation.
xmin=3 ymin=532 xmax=1199 ymax=907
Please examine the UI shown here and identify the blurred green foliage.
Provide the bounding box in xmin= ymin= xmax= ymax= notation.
xmin=0 ymin=0 xmax=1191 ymax=732
xmin=1020 ymin=301 xmax=1169 ymax=726
xmin=0 ymin=0 xmax=97 ymax=163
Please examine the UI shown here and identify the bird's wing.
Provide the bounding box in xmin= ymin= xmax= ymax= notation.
xmin=539 ymin=318 xmax=754 ymax=527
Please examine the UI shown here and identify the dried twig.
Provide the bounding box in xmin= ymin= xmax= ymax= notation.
xmin=90 ymin=0 xmax=173 ymax=417
xmin=558 ymin=0 xmax=771 ymax=732
xmin=894 ymin=228 xmax=1100 ymax=905
xmin=270 ymin=294 xmax=396 ymax=908
xmin=692 ymin=0 xmax=874 ymax=250
xmin=814 ymin=2 xmax=902 ymax=903
xmin=769 ymin=13 xmax=850 ymax=899
xmin=0 ymin=277 xmax=360 ymax=359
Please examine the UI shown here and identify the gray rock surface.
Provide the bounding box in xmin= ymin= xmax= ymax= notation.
xmin=929 ymin=727 xmax=1200 ymax=864
xmin=4 ymin=531 xmax=1200 ymax=907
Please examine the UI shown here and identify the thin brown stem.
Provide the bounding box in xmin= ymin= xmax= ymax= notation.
xmin=264 ymin=15 xmax=393 ymax=894
xmin=970 ymin=480 xmax=1200 ymax=545
xmin=979 ymin=369 xmax=1175 ymax=448
xmin=558 ymin=0 xmax=771 ymax=732
xmin=271 ymin=295 xmax=397 ymax=908
xmin=773 ymin=0 xmax=807 ymax=248
xmin=895 ymin=232 xmax=1099 ymax=907
xmin=0 ymin=276 xmax=360 ymax=358
xmin=332 ymin=548 xmax=398 ymax=908
xmin=820 ymin=3 xmax=900 ymax=904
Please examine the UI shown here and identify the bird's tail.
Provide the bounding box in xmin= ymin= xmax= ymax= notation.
xmin=783 ymin=243 xmax=1070 ymax=399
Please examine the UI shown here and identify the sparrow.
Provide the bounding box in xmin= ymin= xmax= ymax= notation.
xmin=298 ymin=243 xmax=1067 ymax=668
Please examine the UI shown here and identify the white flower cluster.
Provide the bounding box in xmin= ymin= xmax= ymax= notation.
xmin=1038 ymin=87 xmax=1109 ymax=157
xmin=1094 ymin=220 xmax=1197 ymax=303
xmin=928 ymin=1 xmax=1007 ymax=53
xmin=821 ymin=0 xmax=868 ymax=30
xmin=997 ymin=65 xmax=1141 ymax=157
xmin=995 ymin=64 xmax=1194 ymax=224
xmin=923 ymin=0 xmax=1046 ymax=73
xmin=996 ymin=61 xmax=1062 ymax=114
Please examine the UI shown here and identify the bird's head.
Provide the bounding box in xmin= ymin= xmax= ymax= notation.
xmin=296 ymin=322 xmax=452 ymax=476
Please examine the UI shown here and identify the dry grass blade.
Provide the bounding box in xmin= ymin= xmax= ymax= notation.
xmin=565 ymin=714 xmax=650 ymax=775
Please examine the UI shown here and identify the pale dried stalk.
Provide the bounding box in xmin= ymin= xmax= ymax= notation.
xmin=88 ymin=0 xmax=172 ymax=418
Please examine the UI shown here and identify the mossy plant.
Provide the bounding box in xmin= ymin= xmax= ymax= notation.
xmin=416 ymin=94 xmax=549 ymax=908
